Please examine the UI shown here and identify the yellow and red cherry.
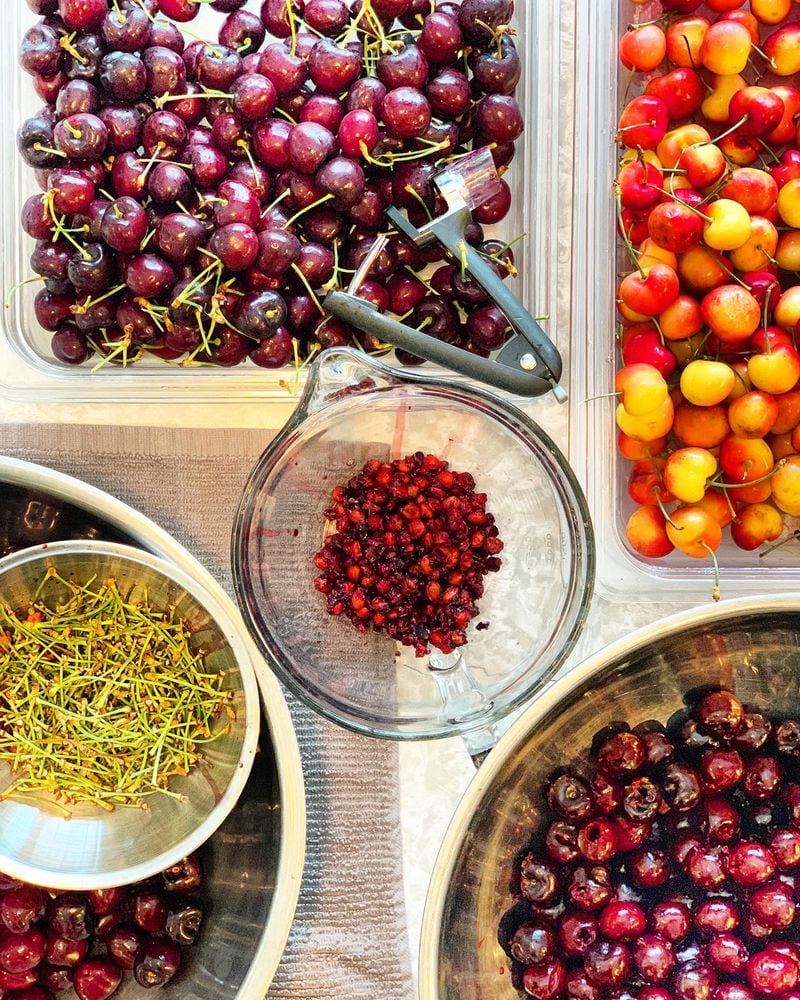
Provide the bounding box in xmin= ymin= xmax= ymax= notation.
xmin=726 ymin=361 xmax=752 ymax=402
xmin=748 ymin=343 xmax=800 ymax=394
xmin=777 ymin=178 xmax=800 ymax=227
xmin=666 ymin=505 xmax=723 ymax=558
xmin=626 ymin=505 xmax=675 ymax=558
xmin=718 ymin=132 xmax=761 ymax=166
xmin=673 ymin=401 xmax=731 ymax=448
xmin=628 ymin=456 xmax=675 ymax=506
xmin=617 ymin=161 xmax=663 ymax=211
xmin=619 ymin=263 xmax=680 ymax=317
xmin=616 ymin=395 xmax=675 ymax=442
xmin=772 ymin=388 xmax=800 ymax=434
xmin=696 ymin=488 xmax=737 ymax=528
xmin=749 ymin=0 xmax=791 ymax=24
xmin=621 ymin=328 xmax=679 ymax=379
xmin=729 ymin=216 xmax=778 ymax=272
xmin=721 ymin=168 xmax=778 ymax=215
xmin=679 ymin=143 xmax=728 ymax=188
xmin=616 ymin=363 xmax=668 ymax=415
xmin=681 ymin=359 xmax=737 ymax=405
xmin=766 ymin=85 xmax=800 ymax=143
xmin=731 ymin=502 xmax=783 ymax=549
xmin=645 ymin=68 xmax=704 ymax=120
xmin=728 ymin=87 xmax=786 ymax=139
xmin=660 ymin=294 xmax=703 ymax=341
xmin=657 ymin=124 xmax=711 ymax=169
xmin=679 ymin=246 xmax=729 ymax=293
xmin=770 ymin=455 xmax=800 ymax=514
xmin=750 ymin=326 xmax=792 ymax=353
xmin=700 ymin=21 xmax=752 ymax=75
xmin=701 ymin=73 xmax=746 ymax=123
xmin=647 ymin=201 xmax=704 ymax=254
xmin=728 ymin=391 xmax=780 ymax=438
xmin=703 ymin=198 xmax=752 ymax=251
xmin=719 ymin=9 xmax=760 ymax=41
xmin=617 ymin=430 xmax=668 ymax=461
xmin=763 ymin=24 xmax=800 ymax=76
xmin=774 ymin=287 xmax=800 ymax=331
xmin=666 ymin=16 xmax=710 ymax=67
xmin=665 ymin=447 xmax=719 ymax=503
xmin=719 ymin=434 xmax=775 ymax=484
xmin=701 ymin=285 xmax=761 ymax=343
xmin=617 ymin=96 xmax=669 ymax=151
xmin=776 ymin=231 xmax=800 ymax=271
xmin=742 ymin=271 xmax=780 ymax=313
xmin=619 ymin=24 xmax=667 ymax=71
xmin=638 ymin=238 xmax=678 ymax=271
xmin=771 ymin=148 xmax=800 ymax=188
xmin=767 ymin=430 xmax=796 ymax=459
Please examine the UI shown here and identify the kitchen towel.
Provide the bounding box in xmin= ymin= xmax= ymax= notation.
xmin=0 ymin=423 xmax=414 ymax=1000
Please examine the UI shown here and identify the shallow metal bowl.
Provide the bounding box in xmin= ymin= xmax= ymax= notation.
xmin=420 ymin=598 xmax=800 ymax=1000
xmin=0 ymin=539 xmax=260 ymax=889
xmin=0 ymin=456 xmax=305 ymax=997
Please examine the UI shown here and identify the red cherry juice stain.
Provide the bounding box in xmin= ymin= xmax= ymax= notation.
xmin=255 ymin=528 xmax=282 ymax=538
xmin=499 ymin=967 xmax=506 ymax=976
xmin=291 ymin=528 xmax=299 ymax=537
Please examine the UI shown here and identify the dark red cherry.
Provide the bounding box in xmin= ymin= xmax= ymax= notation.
xmin=133 ymin=939 xmax=181 ymax=988
xmin=770 ymin=828 xmax=800 ymax=869
xmin=727 ymin=841 xmax=777 ymax=886
xmin=747 ymin=949 xmax=798 ymax=995
xmin=673 ymin=960 xmax=719 ymax=1000
xmin=523 ymin=959 xmax=566 ymax=1000
xmin=519 ymin=855 xmax=558 ymax=905
xmin=694 ymin=898 xmax=740 ymax=936
xmin=696 ymin=690 xmax=744 ymax=739
xmin=743 ymin=756 xmax=782 ymax=799
xmin=567 ymin=866 xmax=612 ymax=912
xmin=599 ymin=900 xmax=646 ymax=941
xmin=631 ymin=848 xmax=670 ymax=888
xmin=597 ymin=733 xmax=646 ymax=779
xmin=511 ymin=922 xmax=556 ymax=965
xmin=701 ymin=750 xmax=744 ymax=792
xmin=633 ymin=934 xmax=676 ymax=984
xmin=558 ymin=914 xmax=598 ymax=958
xmin=547 ymin=774 xmax=594 ymax=824
xmin=46 ymin=894 xmax=93 ymax=942
xmin=74 ymin=957 xmax=122 ymax=1000
xmin=749 ymin=881 xmax=795 ymax=930
xmin=650 ymin=901 xmax=691 ymax=943
xmin=44 ymin=933 xmax=88 ymax=967
xmin=584 ymin=941 xmax=630 ymax=987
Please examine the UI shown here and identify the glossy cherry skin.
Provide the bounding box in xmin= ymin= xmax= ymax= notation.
xmin=133 ymin=939 xmax=182 ymax=988
xmin=73 ymin=957 xmax=123 ymax=1000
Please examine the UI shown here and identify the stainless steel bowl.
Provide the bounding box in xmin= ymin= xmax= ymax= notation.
xmin=0 ymin=456 xmax=305 ymax=998
xmin=0 ymin=539 xmax=260 ymax=889
xmin=420 ymin=597 xmax=800 ymax=1000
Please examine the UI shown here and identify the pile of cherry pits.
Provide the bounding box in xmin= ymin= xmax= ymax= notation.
xmin=613 ymin=0 xmax=800 ymax=576
xmin=16 ymin=0 xmax=524 ymax=371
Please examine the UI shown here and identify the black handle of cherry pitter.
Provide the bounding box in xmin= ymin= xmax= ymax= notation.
xmin=323 ymin=292 xmax=555 ymax=398
xmin=385 ymin=205 xmax=564 ymax=390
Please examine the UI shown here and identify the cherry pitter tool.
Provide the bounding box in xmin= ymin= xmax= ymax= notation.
xmin=322 ymin=147 xmax=566 ymax=402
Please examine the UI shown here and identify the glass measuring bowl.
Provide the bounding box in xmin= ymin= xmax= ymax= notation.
xmin=231 ymin=349 xmax=595 ymax=746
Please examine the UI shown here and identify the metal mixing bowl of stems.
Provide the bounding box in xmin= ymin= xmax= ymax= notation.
xmin=420 ymin=597 xmax=800 ymax=999
xmin=0 ymin=455 xmax=306 ymax=998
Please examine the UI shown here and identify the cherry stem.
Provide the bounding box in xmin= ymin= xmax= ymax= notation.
xmin=655 ymin=491 xmax=679 ymax=529
xmin=285 ymin=0 xmax=298 ymax=57
xmin=759 ymin=530 xmax=800 ymax=558
xmin=710 ymin=116 xmax=749 ymax=148
xmin=4 ymin=275 xmax=44 ymax=307
xmin=699 ymin=542 xmax=721 ymax=602
xmin=614 ymin=183 xmax=646 ymax=279
xmin=60 ymin=33 xmax=88 ymax=65
xmin=283 ymin=193 xmax=335 ymax=229
xmin=33 ymin=143 xmax=66 ymax=159
xmin=713 ymin=459 xmax=787 ymax=490
xmin=291 ymin=263 xmax=325 ymax=315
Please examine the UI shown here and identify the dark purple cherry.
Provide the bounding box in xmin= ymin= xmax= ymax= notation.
xmin=20 ymin=24 xmax=62 ymax=77
xmin=100 ymin=197 xmax=149 ymax=253
xmin=99 ymin=104 xmax=144 ymax=152
xmin=142 ymin=45 xmax=186 ymax=97
xmin=67 ymin=243 xmax=113 ymax=293
xmin=304 ymin=0 xmax=349 ymax=34
xmin=308 ymin=38 xmax=361 ymax=93
xmin=471 ymin=34 xmax=522 ymax=95
xmin=125 ymin=253 xmax=176 ymax=298
xmin=101 ymin=6 xmax=151 ymax=51
xmin=219 ymin=9 xmax=265 ymax=55
xmin=250 ymin=328 xmax=293 ymax=367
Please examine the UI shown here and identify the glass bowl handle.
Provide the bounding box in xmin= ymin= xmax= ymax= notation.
xmin=296 ymin=347 xmax=405 ymax=420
